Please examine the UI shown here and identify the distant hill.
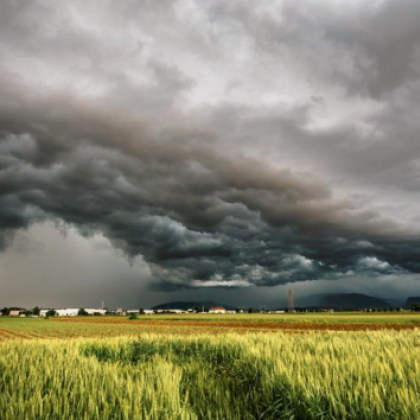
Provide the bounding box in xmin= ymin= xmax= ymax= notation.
xmin=296 ymin=293 xmax=391 ymax=309
xmin=152 ymin=301 xmax=235 ymax=310
xmin=383 ymin=298 xmax=404 ymax=307
xmin=404 ymin=297 xmax=420 ymax=308
xmin=153 ymin=294 xmax=397 ymax=312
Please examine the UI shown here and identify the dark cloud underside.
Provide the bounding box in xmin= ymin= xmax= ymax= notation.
xmin=1 ymin=0 xmax=420 ymax=297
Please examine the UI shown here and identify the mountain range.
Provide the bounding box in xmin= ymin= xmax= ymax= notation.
xmin=294 ymin=293 xmax=391 ymax=309
xmin=152 ymin=301 xmax=235 ymax=311
xmin=154 ymin=293 xmax=416 ymax=310
xmin=404 ymin=297 xmax=420 ymax=308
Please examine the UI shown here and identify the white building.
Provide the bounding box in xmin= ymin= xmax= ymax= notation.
xmin=56 ymin=308 xmax=79 ymax=317
xmin=39 ymin=308 xmax=107 ymax=316
xmin=208 ymin=307 xmax=227 ymax=314
xmin=127 ymin=309 xmax=140 ymax=314
xmin=115 ymin=308 xmax=126 ymax=315
xmin=155 ymin=309 xmax=187 ymax=314
xmin=85 ymin=308 xmax=107 ymax=315
xmin=127 ymin=309 xmax=156 ymax=315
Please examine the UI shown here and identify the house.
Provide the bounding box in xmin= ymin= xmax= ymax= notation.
xmin=9 ymin=310 xmax=22 ymax=317
xmin=143 ymin=309 xmax=155 ymax=315
xmin=209 ymin=307 xmax=227 ymax=314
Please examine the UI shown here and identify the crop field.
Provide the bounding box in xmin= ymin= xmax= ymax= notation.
xmin=1 ymin=314 xmax=420 ymax=419
xmin=2 ymin=312 xmax=420 ymax=341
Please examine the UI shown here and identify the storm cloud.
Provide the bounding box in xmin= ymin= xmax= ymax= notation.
xmin=1 ymin=0 xmax=420 ymax=303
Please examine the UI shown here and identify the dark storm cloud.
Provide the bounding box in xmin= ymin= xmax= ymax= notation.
xmin=1 ymin=0 xmax=420 ymax=295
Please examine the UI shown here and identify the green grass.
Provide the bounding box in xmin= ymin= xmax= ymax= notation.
xmin=1 ymin=332 xmax=420 ymax=419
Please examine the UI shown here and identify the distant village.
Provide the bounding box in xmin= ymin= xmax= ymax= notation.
xmin=2 ymin=289 xmax=419 ymax=317
xmin=0 ymin=304 xmax=416 ymax=318
xmin=0 ymin=306 xmax=241 ymax=317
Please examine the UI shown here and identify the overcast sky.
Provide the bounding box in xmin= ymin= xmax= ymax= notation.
xmin=1 ymin=0 xmax=420 ymax=308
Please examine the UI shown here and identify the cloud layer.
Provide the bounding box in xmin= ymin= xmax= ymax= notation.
xmin=2 ymin=0 xmax=420 ymax=299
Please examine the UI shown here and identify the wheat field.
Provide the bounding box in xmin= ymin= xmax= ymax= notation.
xmin=1 ymin=330 xmax=420 ymax=419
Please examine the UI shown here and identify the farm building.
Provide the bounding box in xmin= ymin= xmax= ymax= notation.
xmin=56 ymin=308 xmax=79 ymax=317
xmin=39 ymin=308 xmax=107 ymax=316
xmin=9 ymin=310 xmax=22 ymax=317
xmin=85 ymin=308 xmax=106 ymax=315
xmin=114 ymin=308 xmax=126 ymax=315
xmin=127 ymin=309 xmax=155 ymax=315
xmin=209 ymin=307 xmax=227 ymax=314
xmin=155 ymin=309 xmax=187 ymax=314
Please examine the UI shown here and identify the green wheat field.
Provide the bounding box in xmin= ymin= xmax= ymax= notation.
xmin=1 ymin=315 xmax=420 ymax=419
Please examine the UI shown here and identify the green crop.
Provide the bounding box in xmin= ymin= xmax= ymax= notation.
xmin=0 ymin=331 xmax=420 ymax=419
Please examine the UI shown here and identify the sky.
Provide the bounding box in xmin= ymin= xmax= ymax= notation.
xmin=1 ymin=0 xmax=420 ymax=308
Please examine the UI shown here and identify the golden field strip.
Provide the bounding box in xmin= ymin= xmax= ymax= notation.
xmin=1 ymin=314 xmax=420 ymax=419
xmin=2 ymin=313 xmax=420 ymax=340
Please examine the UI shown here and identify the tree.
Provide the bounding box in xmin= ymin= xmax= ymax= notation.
xmin=78 ymin=308 xmax=89 ymax=316
xmin=410 ymin=303 xmax=420 ymax=312
xmin=129 ymin=313 xmax=139 ymax=320
xmin=32 ymin=306 xmax=40 ymax=316
xmin=45 ymin=309 xmax=56 ymax=318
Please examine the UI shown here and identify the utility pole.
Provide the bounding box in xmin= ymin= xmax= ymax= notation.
xmin=287 ymin=288 xmax=295 ymax=312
